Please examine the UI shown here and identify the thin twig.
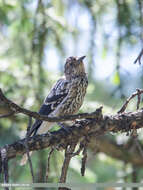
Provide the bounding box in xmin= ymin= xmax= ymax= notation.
xmin=117 ymin=89 xmax=143 ymax=113
xmin=71 ymin=142 xmax=84 ymax=157
xmin=59 ymin=144 xmax=76 ymax=190
xmin=130 ymin=88 xmax=143 ymax=160
xmin=25 ymin=117 xmax=35 ymax=182
xmin=81 ymin=146 xmax=87 ymax=176
xmin=45 ymin=148 xmax=54 ymax=182
xmin=71 ymin=137 xmax=89 ymax=157
xmin=134 ymin=48 xmax=143 ymax=65
xmin=136 ymin=89 xmax=141 ymax=110
xmin=59 ymin=143 xmax=76 ymax=183
xmin=0 ymin=88 xmax=102 ymax=122
xmin=0 ymin=111 xmax=15 ymax=119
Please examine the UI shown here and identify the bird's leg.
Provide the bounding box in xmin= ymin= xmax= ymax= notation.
xmin=58 ymin=122 xmax=72 ymax=134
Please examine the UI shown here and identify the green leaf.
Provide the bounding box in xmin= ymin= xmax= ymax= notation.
xmin=112 ymin=72 xmax=120 ymax=85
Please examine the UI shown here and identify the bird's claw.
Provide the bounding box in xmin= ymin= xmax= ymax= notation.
xmin=58 ymin=122 xmax=72 ymax=134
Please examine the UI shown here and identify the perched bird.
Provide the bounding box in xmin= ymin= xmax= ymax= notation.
xmin=29 ymin=55 xmax=88 ymax=136
xmin=20 ymin=56 xmax=88 ymax=165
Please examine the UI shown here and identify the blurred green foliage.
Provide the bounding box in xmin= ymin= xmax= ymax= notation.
xmin=0 ymin=0 xmax=143 ymax=186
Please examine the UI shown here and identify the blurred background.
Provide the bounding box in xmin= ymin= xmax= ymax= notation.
xmin=0 ymin=0 xmax=143 ymax=188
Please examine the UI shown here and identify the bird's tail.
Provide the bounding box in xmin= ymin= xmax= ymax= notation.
xmin=20 ymin=122 xmax=54 ymax=165
xmin=20 ymin=151 xmax=33 ymax=166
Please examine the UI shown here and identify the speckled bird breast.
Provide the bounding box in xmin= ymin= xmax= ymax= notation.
xmin=48 ymin=75 xmax=88 ymax=117
xmin=62 ymin=75 xmax=88 ymax=115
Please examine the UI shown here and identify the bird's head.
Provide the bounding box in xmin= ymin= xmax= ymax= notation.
xmin=64 ymin=56 xmax=86 ymax=80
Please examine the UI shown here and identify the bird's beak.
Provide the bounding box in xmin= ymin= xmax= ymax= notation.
xmin=77 ymin=56 xmax=86 ymax=63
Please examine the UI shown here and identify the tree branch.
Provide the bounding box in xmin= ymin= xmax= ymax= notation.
xmin=1 ymin=88 xmax=143 ymax=168
xmin=134 ymin=48 xmax=143 ymax=65
xmin=0 ymin=112 xmax=15 ymax=119
xmin=1 ymin=109 xmax=143 ymax=165
xmin=89 ymin=136 xmax=143 ymax=167
xmin=0 ymin=88 xmax=102 ymax=122
xmin=118 ymin=88 xmax=143 ymax=113
xmin=59 ymin=143 xmax=76 ymax=183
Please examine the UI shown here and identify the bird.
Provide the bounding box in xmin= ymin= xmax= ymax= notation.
xmin=20 ymin=55 xmax=88 ymax=165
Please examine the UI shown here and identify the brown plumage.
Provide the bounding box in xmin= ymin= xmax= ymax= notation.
xmin=29 ymin=55 xmax=88 ymax=136
xmin=20 ymin=56 xmax=88 ymax=165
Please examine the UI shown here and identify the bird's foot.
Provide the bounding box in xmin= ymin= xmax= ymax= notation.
xmin=58 ymin=122 xmax=72 ymax=134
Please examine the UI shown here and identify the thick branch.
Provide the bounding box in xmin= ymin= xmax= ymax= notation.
xmin=1 ymin=88 xmax=143 ymax=167
xmin=1 ymin=109 xmax=143 ymax=166
xmin=89 ymin=136 xmax=143 ymax=166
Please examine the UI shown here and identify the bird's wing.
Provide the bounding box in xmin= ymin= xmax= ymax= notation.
xmin=29 ymin=78 xmax=69 ymax=136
